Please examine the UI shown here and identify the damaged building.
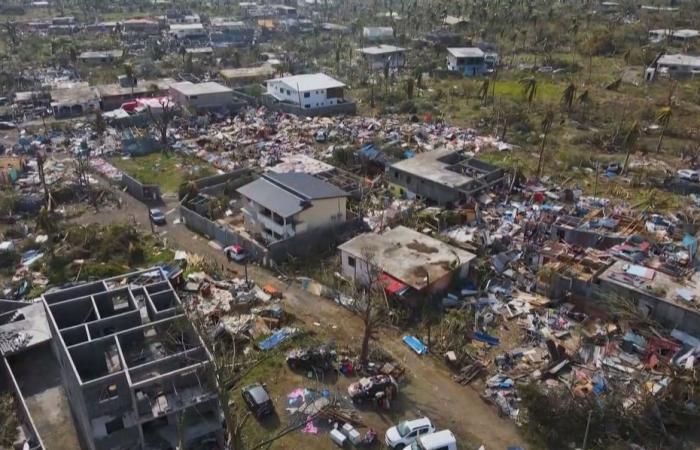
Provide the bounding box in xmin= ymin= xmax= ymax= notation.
xmin=388 ymin=149 xmax=505 ymax=206
xmin=2 ymin=268 xmax=224 ymax=450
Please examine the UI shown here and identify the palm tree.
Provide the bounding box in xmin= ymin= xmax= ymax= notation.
xmin=478 ymin=79 xmax=490 ymax=103
xmin=123 ymin=62 xmax=136 ymax=96
xmin=519 ymin=77 xmax=537 ymax=110
xmin=536 ymin=109 xmax=554 ymax=179
xmin=655 ymin=106 xmax=673 ymax=153
xmin=622 ymin=121 xmax=640 ymax=175
xmin=561 ymin=82 xmax=576 ymax=112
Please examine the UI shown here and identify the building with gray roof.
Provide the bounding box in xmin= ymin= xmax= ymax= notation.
xmin=237 ymin=172 xmax=349 ymax=244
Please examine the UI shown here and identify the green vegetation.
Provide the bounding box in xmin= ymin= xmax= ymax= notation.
xmin=110 ymin=153 xmax=215 ymax=193
xmin=0 ymin=393 xmax=18 ymax=448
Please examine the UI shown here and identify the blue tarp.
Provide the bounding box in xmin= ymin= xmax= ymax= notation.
xmin=403 ymin=150 xmax=416 ymax=158
xmin=683 ymin=234 xmax=697 ymax=259
xmin=473 ymin=331 xmax=500 ymax=346
xmin=403 ymin=335 xmax=427 ymax=355
xmin=259 ymin=328 xmax=293 ymax=351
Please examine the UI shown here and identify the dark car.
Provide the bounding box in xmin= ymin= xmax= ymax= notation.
xmin=149 ymin=208 xmax=166 ymax=225
xmin=241 ymin=383 xmax=274 ymax=418
xmin=347 ymin=375 xmax=398 ymax=403
xmin=286 ymin=345 xmax=336 ymax=373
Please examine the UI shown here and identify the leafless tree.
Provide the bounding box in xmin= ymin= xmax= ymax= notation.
xmin=350 ymin=248 xmax=388 ymax=366
xmin=148 ymin=98 xmax=179 ymax=152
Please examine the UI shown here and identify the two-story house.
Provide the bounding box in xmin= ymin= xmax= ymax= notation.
xmin=358 ymin=45 xmax=407 ymax=70
xmin=264 ymin=73 xmax=356 ymax=115
xmin=237 ymin=172 xmax=348 ymax=244
xmin=446 ymin=47 xmax=487 ymax=76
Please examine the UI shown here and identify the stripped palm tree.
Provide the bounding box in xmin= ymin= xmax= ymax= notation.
xmin=655 ymin=106 xmax=673 ymax=153
xmin=478 ymin=79 xmax=490 ymax=103
xmin=519 ymin=77 xmax=537 ymax=110
xmin=561 ymin=82 xmax=576 ymax=113
xmin=536 ymin=109 xmax=554 ymax=179
xmin=622 ymin=121 xmax=640 ymax=175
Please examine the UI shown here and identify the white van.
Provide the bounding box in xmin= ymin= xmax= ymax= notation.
xmin=409 ymin=429 xmax=457 ymax=450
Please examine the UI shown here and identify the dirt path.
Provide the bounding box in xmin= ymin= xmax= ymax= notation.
xmin=73 ymin=187 xmax=525 ymax=449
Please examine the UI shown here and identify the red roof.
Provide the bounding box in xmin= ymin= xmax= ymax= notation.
xmin=380 ymin=273 xmax=409 ymax=295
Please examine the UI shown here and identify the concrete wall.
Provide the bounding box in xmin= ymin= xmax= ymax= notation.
xmin=122 ymin=173 xmax=161 ymax=202
xmin=1 ymin=357 xmax=45 ymax=449
xmin=180 ymin=204 xmax=268 ymax=260
xmin=267 ymin=218 xmax=363 ymax=264
xmin=295 ymin=196 xmax=347 ymax=233
xmin=389 ymin=169 xmax=461 ymax=205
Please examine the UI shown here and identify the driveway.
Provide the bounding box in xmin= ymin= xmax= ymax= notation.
xmin=73 ymin=185 xmax=525 ymax=449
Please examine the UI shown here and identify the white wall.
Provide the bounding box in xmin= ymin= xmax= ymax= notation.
xmin=340 ymin=250 xmax=373 ymax=285
xmin=266 ymin=80 xmax=341 ymax=108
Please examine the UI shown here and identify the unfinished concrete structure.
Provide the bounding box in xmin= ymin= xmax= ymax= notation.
xmin=389 ymin=149 xmax=505 ymax=206
xmin=42 ymin=268 xmax=223 ymax=450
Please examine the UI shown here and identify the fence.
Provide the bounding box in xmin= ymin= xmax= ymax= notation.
xmin=193 ymin=168 xmax=257 ymax=196
xmin=179 ymin=205 xmax=268 ymax=260
xmin=122 ymin=173 xmax=161 ymax=202
xmin=267 ymin=218 xmax=365 ymax=263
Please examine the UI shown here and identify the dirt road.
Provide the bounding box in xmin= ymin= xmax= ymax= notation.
xmin=74 ymin=187 xmax=525 ymax=449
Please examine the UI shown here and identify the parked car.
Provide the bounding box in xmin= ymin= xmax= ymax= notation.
xmin=410 ymin=430 xmax=457 ymax=450
xmin=678 ymin=169 xmax=700 ymax=182
xmin=149 ymin=208 xmax=166 ymax=225
xmin=347 ymin=375 xmax=398 ymax=403
xmin=241 ymin=383 xmax=274 ymax=418
xmin=385 ymin=417 xmax=435 ymax=449
xmin=0 ymin=121 xmax=16 ymax=130
xmin=286 ymin=345 xmax=336 ymax=373
xmin=224 ymin=244 xmax=247 ymax=262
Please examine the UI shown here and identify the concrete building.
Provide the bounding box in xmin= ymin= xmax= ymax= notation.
xmin=597 ymin=260 xmax=700 ymax=335
xmin=168 ymin=23 xmax=206 ymax=40
xmin=357 ymin=45 xmax=407 ymax=70
xmin=220 ymin=64 xmax=276 ymax=87
xmin=41 ymin=268 xmax=223 ymax=450
xmin=122 ymin=18 xmax=160 ymax=35
xmin=338 ymin=226 xmax=475 ymax=298
xmin=264 ymin=73 xmax=355 ymax=115
xmin=169 ymin=81 xmax=234 ymax=110
xmin=78 ymin=50 xmax=124 ymax=65
xmin=51 ymin=84 xmax=101 ymax=118
xmin=648 ymin=28 xmax=700 ymax=43
xmin=209 ymin=19 xmax=254 ymax=47
xmin=97 ymin=78 xmax=176 ymax=111
xmin=362 ymin=26 xmax=394 ymax=42
xmin=446 ymin=47 xmax=487 ymax=76
xmin=237 ymin=172 xmax=349 ymax=244
xmin=647 ymin=53 xmax=700 ymax=80
xmin=389 ymin=149 xmax=505 ymax=206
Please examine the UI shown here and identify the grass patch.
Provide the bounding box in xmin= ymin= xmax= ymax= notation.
xmin=110 ymin=153 xmax=216 ymax=193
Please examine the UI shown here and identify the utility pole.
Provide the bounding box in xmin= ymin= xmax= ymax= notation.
xmin=593 ymin=161 xmax=600 ymax=202
xmin=581 ymin=409 xmax=593 ymax=450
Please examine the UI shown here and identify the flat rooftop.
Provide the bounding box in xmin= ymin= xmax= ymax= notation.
xmin=97 ymin=78 xmax=176 ymax=97
xmin=598 ymin=260 xmax=700 ymax=313
xmin=390 ymin=149 xmax=502 ymax=190
xmin=657 ymin=54 xmax=700 ymax=66
xmin=267 ymin=73 xmax=345 ymax=92
xmin=447 ymin=47 xmax=485 ymax=58
xmin=358 ymin=44 xmax=406 ymax=55
xmin=338 ymin=225 xmax=475 ymax=290
xmin=171 ymin=81 xmax=232 ymax=96
xmin=220 ymin=64 xmax=276 ymax=80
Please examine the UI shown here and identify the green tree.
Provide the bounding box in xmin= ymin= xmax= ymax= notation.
xmin=123 ymin=62 xmax=136 ymax=96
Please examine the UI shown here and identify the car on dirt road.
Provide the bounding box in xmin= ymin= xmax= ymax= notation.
xmin=385 ymin=417 xmax=435 ymax=449
xmin=409 ymin=429 xmax=457 ymax=450
xmin=678 ymin=169 xmax=700 ymax=182
xmin=286 ymin=345 xmax=336 ymax=373
xmin=347 ymin=374 xmax=398 ymax=403
xmin=149 ymin=208 xmax=166 ymax=225
xmin=241 ymin=383 xmax=274 ymax=418
xmin=224 ymin=244 xmax=247 ymax=262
